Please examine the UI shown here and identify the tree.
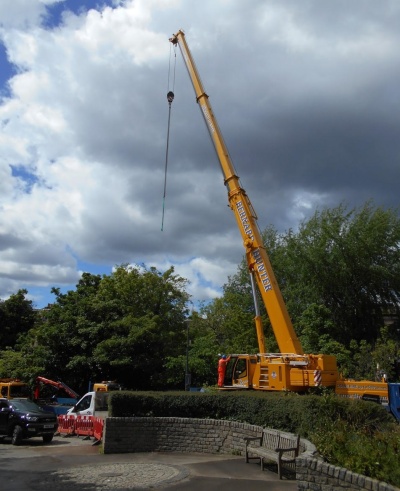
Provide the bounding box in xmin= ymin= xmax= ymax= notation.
xmin=5 ymin=273 xmax=104 ymax=387
xmin=4 ymin=202 xmax=400 ymax=387
xmin=165 ymin=312 xmax=219 ymax=388
xmin=17 ymin=265 xmax=190 ymax=392
xmin=91 ymin=265 xmax=190 ymax=389
xmin=288 ymin=202 xmax=400 ymax=348
xmin=202 ymin=201 xmax=400 ymax=379
xmin=0 ymin=289 xmax=36 ymax=350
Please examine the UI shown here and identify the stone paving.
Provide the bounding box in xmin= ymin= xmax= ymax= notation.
xmin=1 ymin=434 xmax=297 ymax=491
xmin=32 ymin=462 xmax=190 ymax=489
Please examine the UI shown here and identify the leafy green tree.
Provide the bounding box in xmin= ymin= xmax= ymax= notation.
xmin=3 ymin=201 xmax=400 ymax=388
xmin=286 ymin=202 xmax=400 ymax=378
xmin=0 ymin=289 xmax=36 ymax=350
xmin=202 ymin=201 xmax=400 ymax=380
xmin=0 ymin=350 xmax=28 ymax=379
xmin=91 ymin=265 xmax=190 ymax=390
xmin=165 ymin=313 xmax=218 ymax=388
xmin=17 ymin=265 xmax=190 ymax=392
xmin=288 ymin=202 xmax=400 ymax=347
xmin=2 ymin=274 xmax=104 ymax=388
xmin=371 ymin=326 xmax=400 ymax=381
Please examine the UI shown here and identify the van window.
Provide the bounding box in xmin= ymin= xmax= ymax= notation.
xmin=75 ymin=395 xmax=91 ymax=412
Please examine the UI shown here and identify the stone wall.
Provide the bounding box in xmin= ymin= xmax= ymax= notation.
xmin=103 ymin=417 xmax=399 ymax=491
xmin=103 ymin=417 xmax=264 ymax=455
xmin=296 ymin=457 xmax=399 ymax=491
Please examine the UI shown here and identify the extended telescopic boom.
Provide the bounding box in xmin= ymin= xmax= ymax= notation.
xmin=170 ymin=30 xmax=303 ymax=355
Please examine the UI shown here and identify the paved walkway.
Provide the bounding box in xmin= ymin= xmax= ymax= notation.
xmin=0 ymin=435 xmax=298 ymax=490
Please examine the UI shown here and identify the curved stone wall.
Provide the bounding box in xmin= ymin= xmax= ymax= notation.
xmin=103 ymin=417 xmax=272 ymax=455
xmin=103 ymin=417 xmax=399 ymax=491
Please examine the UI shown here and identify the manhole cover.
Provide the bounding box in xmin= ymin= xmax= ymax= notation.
xmin=34 ymin=462 xmax=189 ymax=489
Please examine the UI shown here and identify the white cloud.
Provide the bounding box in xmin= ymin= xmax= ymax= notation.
xmin=0 ymin=0 xmax=400 ymax=307
xmin=0 ymin=0 xmax=54 ymax=29
xmin=150 ymin=256 xmax=237 ymax=306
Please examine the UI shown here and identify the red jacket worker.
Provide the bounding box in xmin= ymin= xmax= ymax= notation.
xmin=217 ymin=354 xmax=231 ymax=387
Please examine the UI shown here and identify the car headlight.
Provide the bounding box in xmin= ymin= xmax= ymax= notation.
xmin=25 ymin=416 xmax=39 ymax=422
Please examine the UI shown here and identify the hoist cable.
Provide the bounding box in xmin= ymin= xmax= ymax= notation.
xmin=161 ymin=43 xmax=177 ymax=231
xmin=161 ymin=98 xmax=173 ymax=231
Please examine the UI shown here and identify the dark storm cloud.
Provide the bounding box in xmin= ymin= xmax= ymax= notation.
xmin=176 ymin=1 xmax=400 ymax=229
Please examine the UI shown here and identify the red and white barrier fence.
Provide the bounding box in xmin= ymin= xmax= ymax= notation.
xmin=57 ymin=414 xmax=104 ymax=442
xmin=75 ymin=415 xmax=94 ymax=438
xmin=57 ymin=415 xmax=76 ymax=436
xmin=93 ymin=417 xmax=104 ymax=442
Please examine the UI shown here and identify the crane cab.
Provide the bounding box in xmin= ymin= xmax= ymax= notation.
xmin=222 ymin=355 xmax=258 ymax=389
xmin=222 ymin=354 xmax=339 ymax=392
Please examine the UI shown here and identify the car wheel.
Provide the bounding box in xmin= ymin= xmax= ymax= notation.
xmin=42 ymin=434 xmax=53 ymax=444
xmin=11 ymin=425 xmax=23 ymax=445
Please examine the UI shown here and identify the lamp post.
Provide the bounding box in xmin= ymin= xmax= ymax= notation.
xmin=185 ymin=319 xmax=191 ymax=391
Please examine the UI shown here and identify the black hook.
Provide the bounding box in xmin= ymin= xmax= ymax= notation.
xmin=167 ymin=91 xmax=174 ymax=104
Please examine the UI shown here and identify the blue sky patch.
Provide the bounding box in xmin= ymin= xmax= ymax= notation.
xmin=0 ymin=42 xmax=15 ymax=98
xmin=43 ymin=0 xmax=116 ymax=29
xmin=11 ymin=165 xmax=40 ymax=194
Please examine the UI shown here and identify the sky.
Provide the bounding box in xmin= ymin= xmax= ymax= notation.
xmin=0 ymin=0 xmax=399 ymax=309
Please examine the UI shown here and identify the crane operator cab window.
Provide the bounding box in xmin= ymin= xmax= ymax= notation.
xmin=233 ymin=358 xmax=247 ymax=382
xmin=224 ymin=356 xmax=249 ymax=387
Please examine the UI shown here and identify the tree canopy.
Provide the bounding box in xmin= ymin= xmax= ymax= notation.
xmin=206 ymin=201 xmax=400 ymax=379
xmin=0 ymin=201 xmax=399 ymax=388
xmin=0 ymin=265 xmax=190 ymax=392
xmin=0 ymin=289 xmax=35 ymax=350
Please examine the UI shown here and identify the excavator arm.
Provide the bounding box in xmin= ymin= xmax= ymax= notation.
xmin=170 ymin=30 xmax=303 ymax=355
xmin=35 ymin=376 xmax=79 ymax=400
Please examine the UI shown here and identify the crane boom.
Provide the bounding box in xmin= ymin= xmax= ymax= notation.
xmin=170 ymin=30 xmax=303 ymax=355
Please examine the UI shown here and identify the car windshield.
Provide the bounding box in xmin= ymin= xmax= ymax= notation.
xmin=10 ymin=399 xmax=47 ymax=413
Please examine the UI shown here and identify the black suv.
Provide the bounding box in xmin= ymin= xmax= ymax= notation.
xmin=0 ymin=398 xmax=58 ymax=445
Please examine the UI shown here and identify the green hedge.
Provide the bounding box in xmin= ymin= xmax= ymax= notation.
xmin=109 ymin=390 xmax=393 ymax=433
xmin=108 ymin=390 xmax=400 ymax=486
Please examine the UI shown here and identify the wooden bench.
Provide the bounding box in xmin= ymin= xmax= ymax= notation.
xmin=244 ymin=428 xmax=300 ymax=479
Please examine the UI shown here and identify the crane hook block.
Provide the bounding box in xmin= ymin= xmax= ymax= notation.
xmin=167 ymin=91 xmax=174 ymax=104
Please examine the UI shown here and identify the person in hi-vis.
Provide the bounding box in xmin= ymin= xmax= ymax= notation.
xmin=217 ymin=354 xmax=231 ymax=387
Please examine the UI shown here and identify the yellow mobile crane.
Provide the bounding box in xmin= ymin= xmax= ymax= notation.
xmin=170 ymin=30 xmax=339 ymax=392
xmin=169 ymin=31 xmax=400 ymax=419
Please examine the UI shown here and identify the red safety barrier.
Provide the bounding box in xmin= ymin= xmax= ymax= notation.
xmin=75 ymin=415 xmax=94 ymax=439
xmin=93 ymin=416 xmax=104 ymax=442
xmin=57 ymin=415 xmax=76 ymax=436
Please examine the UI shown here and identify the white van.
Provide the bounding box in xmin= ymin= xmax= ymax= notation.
xmin=66 ymin=391 xmax=109 ymax=419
